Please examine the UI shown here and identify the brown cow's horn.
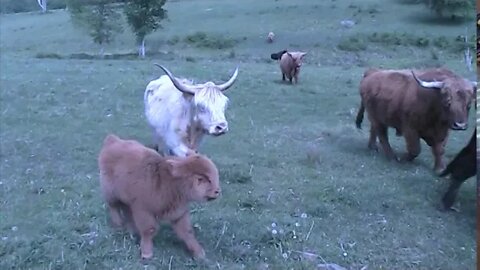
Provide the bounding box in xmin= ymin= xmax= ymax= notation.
xmin=154 ymin=64 xmax=197 ymax=95
xmin=217 ymin=67 xmax=239 ymax=92
xmin=411 ymin=70 xmax=444 ymax=89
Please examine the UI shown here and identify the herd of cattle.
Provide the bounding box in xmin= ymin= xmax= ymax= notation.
xmin=97 ymin=49 xmax=477 ymax=260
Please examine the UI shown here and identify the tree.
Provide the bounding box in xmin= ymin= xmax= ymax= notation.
xmin=124 ymin=0 xmax=168 ymax=58
xmin=37 ymin=0 xmax=47 ymax=13
xmin=67 ymin=0 xmax=123 ymax=56
xmin=423 ymin=0 xmax=475 ymax=20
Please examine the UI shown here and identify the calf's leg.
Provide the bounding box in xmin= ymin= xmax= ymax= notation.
xmin=171 ymin=213 xmax=205 ymax=259
xmin=132 ymin=209 xmax=158 ymax=259
xmin=107 ymin=201 xmax=124 ymax=228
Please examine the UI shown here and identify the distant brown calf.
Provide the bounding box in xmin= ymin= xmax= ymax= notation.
xmin=279 ymin=51 xmax=307 ymax=84
xmin=438 ymin=130 xmax=476 ymax=210
xmin=98 ymin=134 xmax=221 ymax=260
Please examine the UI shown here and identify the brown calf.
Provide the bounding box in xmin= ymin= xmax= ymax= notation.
xmin=98 ymin=134 xmax=221 ymax=259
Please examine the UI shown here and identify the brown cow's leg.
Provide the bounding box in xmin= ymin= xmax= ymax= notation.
xmin=377 ymin=124 xmax=396 ymax=160
xmin=132 ymin=209 xmax=158 ymax=259
xmin=400 ymin=128 xmax=421 ymax=162
xmin=368 ymin=126 xmax=378 ymax=151
xmin=431 ymin=142 xmax=445 ymax=174
xmin=171 ymin=213 xmax=205 ymax=259
xmin=282 ymin=73 xmax=286 ymax=81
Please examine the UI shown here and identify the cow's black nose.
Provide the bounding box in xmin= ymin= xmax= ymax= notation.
xmin=215 ymin=123 xmax=227 ymax=132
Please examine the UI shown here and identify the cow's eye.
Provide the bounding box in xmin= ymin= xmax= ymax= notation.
xmin=197 ymin=106 xmax=207 ymax=113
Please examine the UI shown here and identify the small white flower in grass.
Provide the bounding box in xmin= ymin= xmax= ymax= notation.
xmin=61 ymin=189 xmax=65 ymax=193
xmin=271 ymin=222 xmax=276 ymax=228
xmin=295 ymin=222 xmax=300 ymax=227
xmin=282 ymin=253 xmax=288 ymax=259
xmin=343 ymin=252 xmax=347 ymax=257
xmin=271 ymin=229 xmax=278 ymax=235
xmin=2 ymin=236 xmax=8 ymax=241
xmin=301 ymin=213 xmax=307 ymax=219
xmin=11 ymin=226 xmax=17 ymax=231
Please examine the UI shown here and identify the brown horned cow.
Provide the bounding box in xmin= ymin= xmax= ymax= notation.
xmin=98 ymin=134 xmax=221 ymax=260
xmin=355 ymin=68 xmax=475 ymax=174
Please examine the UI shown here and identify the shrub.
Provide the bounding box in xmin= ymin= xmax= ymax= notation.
xmin=423 ymin=0 xmax=475 ymax=19
xmin=184 ymin=31 xmax=238 ymax=50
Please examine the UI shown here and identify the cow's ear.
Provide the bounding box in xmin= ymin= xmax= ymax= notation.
xmin=286 ymin=52 xmax=293 ymax=58
xmin=300 ymin=52 xmax=307 ymax=59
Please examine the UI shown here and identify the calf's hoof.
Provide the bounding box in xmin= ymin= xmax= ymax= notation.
xmin=141 ymin=252 xmax=153 ymax=260
xmin=192 ymin=248 xmax=206 ymax=260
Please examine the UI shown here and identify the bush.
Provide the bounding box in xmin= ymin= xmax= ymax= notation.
xmin=423 ymin=0 xmax=475 ymax=19
xmin=184 ymin=31 xmax=238 ymax=50
xmin=35 ymin=52 xmax=64 ymax=59
xmin=337 ymin=36 xmax=367 ymax=52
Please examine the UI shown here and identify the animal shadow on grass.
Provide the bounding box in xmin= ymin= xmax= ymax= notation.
xmin=328 ymin=128 xmax=435 ymax=173
xmin=404 ymin=13 xmax=467 ymax=26
xmin=220 ymin=165 xmax=252 ymax=184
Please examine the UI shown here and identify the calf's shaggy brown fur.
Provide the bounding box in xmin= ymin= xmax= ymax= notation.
xmin=98 ymin=134 xmax=221 ymax=260
xmin=279 ymin=51 xmax=307 ymax=84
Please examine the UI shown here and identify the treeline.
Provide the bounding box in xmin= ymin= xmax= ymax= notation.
xmin=0 ymin=0 xmax=125 ymax=14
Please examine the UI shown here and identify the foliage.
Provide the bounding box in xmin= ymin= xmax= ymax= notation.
xmin=123 ymin=0 xmax=168 ymax=44
xmin=66 ymin=0 xmax=123 ymax=51
xmin=423 ymin=0 xmax=475 ymax=19
xmin=184 ymin=31 xmax=238 ymax=49
xmin=0 ymin=0 xmax=66 ymax=13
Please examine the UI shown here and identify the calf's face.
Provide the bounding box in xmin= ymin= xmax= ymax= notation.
xmin=169 ymin=155 xmax=221 ymax=202
xmin=286 ymin=52 xmax=307 ymax=70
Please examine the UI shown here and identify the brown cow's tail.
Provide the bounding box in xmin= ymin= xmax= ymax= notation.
xmin=355 ymin=102 xmax=365 ymax=129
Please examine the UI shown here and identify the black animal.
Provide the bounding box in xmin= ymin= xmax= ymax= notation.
xmin=270 ymin=50 xmax=287 ymax=60
xmin=439 ymin=130 xmax=477 ymax=210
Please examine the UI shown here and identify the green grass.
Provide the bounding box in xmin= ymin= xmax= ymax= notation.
xmin=0 ymin=0 xmax=476 ymax=269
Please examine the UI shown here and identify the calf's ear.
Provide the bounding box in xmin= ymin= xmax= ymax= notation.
xmin=166 ymin=159 xmax=183 ymax=178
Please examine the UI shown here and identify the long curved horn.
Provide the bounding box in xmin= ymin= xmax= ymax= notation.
xmin=217 ymin=67 xmax=239 ymax=92
xmin=471 ymin=81 xmax=477 ymax=88
xmin=154 ymin=64 xmax=197 ymax=95
xmin=411 ymin=70 xmax=444 ymax=89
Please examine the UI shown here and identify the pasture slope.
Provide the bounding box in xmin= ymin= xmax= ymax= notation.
xmin=0 ymin=0 xmax=477 ymax=269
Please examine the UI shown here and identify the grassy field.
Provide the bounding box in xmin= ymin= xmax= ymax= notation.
xmin=0 ymin=0 xmax=477 ymax=269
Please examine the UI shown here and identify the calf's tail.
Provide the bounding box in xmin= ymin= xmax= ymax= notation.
xmin=103 ymin=134 xmax=120 ymax=146
xmin=355 ymin=102 xmax=365 ymax=129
